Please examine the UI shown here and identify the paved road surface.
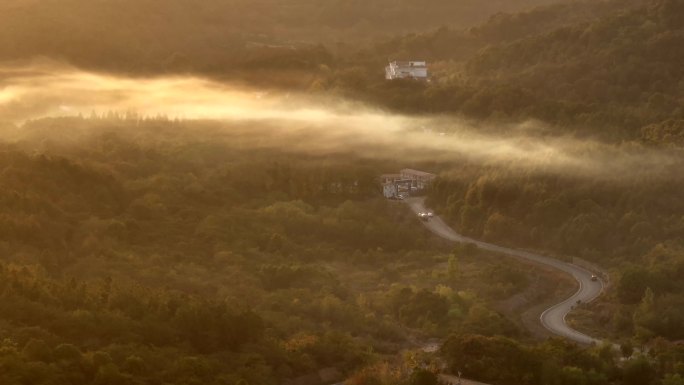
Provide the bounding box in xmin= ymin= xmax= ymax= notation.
xmin=407 ymin=197 xmax=604 ymax=345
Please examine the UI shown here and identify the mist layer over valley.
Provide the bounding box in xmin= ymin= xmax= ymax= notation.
xmin=1 ymin=63 xmax=682 ymax=182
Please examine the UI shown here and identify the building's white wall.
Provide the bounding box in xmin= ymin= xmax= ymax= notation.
xmin=410 ymin=68 xmax=427 ymax=78
xmin=386 ymin=62 xmax=428 ymax=80
xmin=383 ymin=184 xmax=397 ymax=198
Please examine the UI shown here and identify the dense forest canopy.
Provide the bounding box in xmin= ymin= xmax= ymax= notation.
xmin=0 ymin=117 xmax=424 ymax=384
xmin=0 ymin=113 xmax=681 ymax=384
xmin=0 ymin=117 xmax=584 ymax=384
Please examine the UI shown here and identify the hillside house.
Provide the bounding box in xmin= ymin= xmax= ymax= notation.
xmin=381 ymin=169 xmax=436 ymax=198
xmin=400 ymin=168 xmax=436 ymax=190
xmin=385 ymin=61 xmax=428 ymax=80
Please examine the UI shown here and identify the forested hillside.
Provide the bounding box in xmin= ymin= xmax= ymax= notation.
xmin=325 ymin=0 xmax=683 ymax=140
xmin=1 ymin=117 xmax=682 ymax=385
xmin=0 ymin=0 xmax=559 ymax=77
xmin=0 ymin=117 xmax=589 ymax=384
xmin=397 ymin=0 xmax=684 ymax=353
xmin=426 ymin=161 xmax=684 ymax=335
xmin=463 ymin=0 xmax=684 ymax=135
xmin=3 ymin=0 xmax=680 ymax=139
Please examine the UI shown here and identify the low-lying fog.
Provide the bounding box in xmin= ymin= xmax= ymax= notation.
xmin=0 ymin=63 xmax=681 ymax=179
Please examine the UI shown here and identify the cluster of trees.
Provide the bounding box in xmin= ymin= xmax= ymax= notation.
xmin=0 ymin=117 xmax=546 ymax=384
xmin=425 ymin=159 xmax=684 ymax=344
xmin=344 ymin=332 xmax=684 ymax=385
xmin=346 ymin=362 xmax=440 ymax=385
xmin=441 ymin=334 xmax=684 ymax=385
xmin=2 ymin=117 xmax=420 ymax=266
xmin=606 ymin=246 xmax=684 ymax=342
xmin=0 ymin=117 xmax=410 ymax=383
xmin=641 ymin=119 xmax=684 ymax=147
xmin=0 ymin=264 xmax=275 ymax=385
xmin=427 ymin=167 xmax=684 ymax=263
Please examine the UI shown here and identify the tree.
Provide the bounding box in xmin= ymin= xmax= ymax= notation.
xmin=633 ymin=287 xmax=657 ymax=342
xmin=409 ymin=368 xmax=438 ymax=385
xmin=123 ymin=355 xmax=145 ymax=375
xmin=620 ymin=341 xmax=634 ymax=359
xmin=53 ymin=344 xmax=81 ymax=363
xmin=483 ymin=212 xmax=518 ymax=242
xmin=441 ymin=334 xmax=537 ymax=385
xmin=622 ymin=356 xmax=655 ymax=385
xmin=617 ymin=268 xmax=651 ymax=304
xmin=663 ymin=374 xmax=684 ymax=385
xmin=22 ymin=339 xmax=52 ymax=362
xmin=94 ymin=363 xmax=128 ymax=385
xmin=447 ymin=255 xmax=459 ymax=279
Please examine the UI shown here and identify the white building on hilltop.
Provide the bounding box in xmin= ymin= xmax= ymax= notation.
xmin=385 ymin=61 xmax=428 ymax=80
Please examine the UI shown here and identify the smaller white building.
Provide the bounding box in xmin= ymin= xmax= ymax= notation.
xmin=385 ymin=61 xmax=428 ymax=80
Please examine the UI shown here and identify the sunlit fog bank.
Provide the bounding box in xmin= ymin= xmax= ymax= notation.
xmin=0 ymin=63 xmax=681 ymax=180
xmin=0 ymin=63 xmax=328 ymax=122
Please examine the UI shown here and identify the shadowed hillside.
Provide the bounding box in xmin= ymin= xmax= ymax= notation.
xmin=324 ymin=0 xmax=682 ymax=140
xmin=0 ymin=0 xmax=561 ymax=75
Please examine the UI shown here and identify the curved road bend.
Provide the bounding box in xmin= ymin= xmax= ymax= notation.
xmin=406 ymin=197 xmax=604 ymax=345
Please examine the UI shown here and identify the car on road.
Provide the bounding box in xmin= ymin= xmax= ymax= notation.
xmin=418 ymin=212 xmax=430 ymax=221
xmin=591 ymin=275 xmax=598 ymax=282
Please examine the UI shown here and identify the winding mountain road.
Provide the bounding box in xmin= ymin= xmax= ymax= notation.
xmin=407 ymin=197 xmax=604 ymax=345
